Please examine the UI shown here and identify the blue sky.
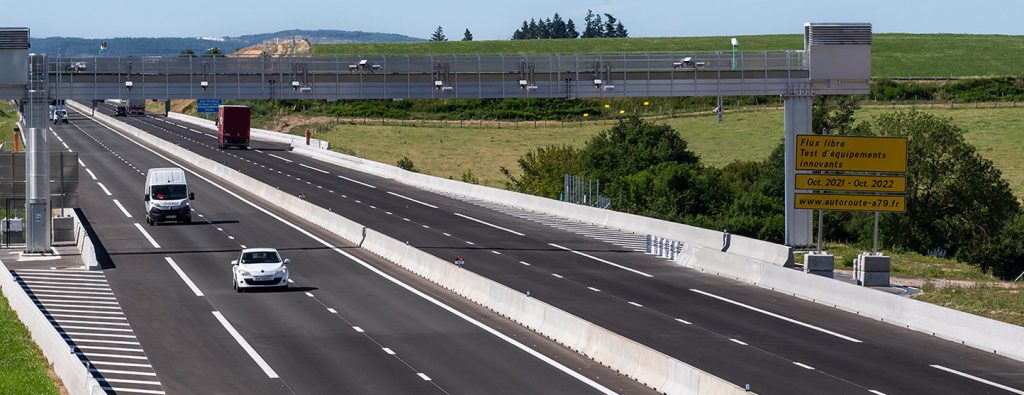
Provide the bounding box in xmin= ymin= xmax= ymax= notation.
xmin=4 ymin=0 xmax=1022 ymax=39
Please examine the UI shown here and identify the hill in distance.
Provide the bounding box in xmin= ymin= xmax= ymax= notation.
xmin=30 ymin=29 xmax=424 ymax=56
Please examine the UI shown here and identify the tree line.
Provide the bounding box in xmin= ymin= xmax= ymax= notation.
xmin=512 ymin=10 xmax=626 ymax=39
xmin=500 ymin=99 xmax=1024 ymax=280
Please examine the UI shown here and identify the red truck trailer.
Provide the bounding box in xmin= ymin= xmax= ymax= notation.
xmin=218 ymin=105 xmax=251 ymax=149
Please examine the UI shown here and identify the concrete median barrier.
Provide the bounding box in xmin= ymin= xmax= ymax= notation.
xmin=1 ymin=260 xmax=106 ymax=395
xmin=85 ymin=103 xmax=745 ymax=394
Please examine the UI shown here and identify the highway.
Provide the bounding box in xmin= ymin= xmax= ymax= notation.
xmin=80 ymin=102 xmax=1024 ymax=395
xmin=54 ymin=109 xmax=648 ymax=394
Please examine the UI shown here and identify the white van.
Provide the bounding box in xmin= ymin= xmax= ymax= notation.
xmin=144 ymin=168 xmax=195 ymax=225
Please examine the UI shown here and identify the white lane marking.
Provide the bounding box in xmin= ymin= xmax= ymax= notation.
xmin=75 ymin=352 xmax=148 ymax=360
xmin=49 ymin=319 xmax=130 ymax=326
xmin=212 ymin=311 xmax=278 ymax=379
xmin=729 ymin=338 xmax=748 ymax=346
xmin=442 ymin=232 xmax=450 ymax=237
xmin=96 ymin=182 xmax=113 ymax=196
xmin=628 ymin=301 xmax=644 ymax=307
xmin=78 ymin=159 xmax=86 ymax=167
xmin=94 ymin=377 xmax=161 ymax=386
xmin=86 ymin=361 xmax=152 ymax=368
xmin=51 ymin=313 xmax=125 ymax=321
xmin=548 ymin=243 xmax=653 ymax=278
xmin=869 ymin=391 xmax=888 ymax=395
xmin=133 ymin=223 xmax=161 ymax=248
xmin=327 ymin=308 xmax=337 ymax=314
xmin=18 ymin=280 xmax=109 ymax=289
xmin=465 ymin=241 xmax=474 ymax=245
xmin=73 ymin=345 xmax=143 ymax=353
xmin=690 ymin=289 xmax=863 ymax=343
xmin=24 ymin=286 xmax=112 ymax=295
xmin=95 ymin=118 xmax=617 ymax=395
xmin=675 ymin=318 xmax=692 ymax=325
xmin=90 ymin=368 xmax=157 ymax=377
xmin=113 ymin=199 xmax=133 ymax=218
xmin=418 ymin=373 xmax=432 ymax=381
xmin=166 ymin=257 xmax=203 ymax=297
xmin=32 ymin=293 xmax=118 ymax=301
xmin=14 ymin=269 xmax=103 ymax=275
xmin=519 ymin=261 xmax=531 ymax=266
xmin=61 ymin=141 xmax=70 ymax=150
xmin=491 ymin=250 xmax=501 ymax=255
xmin=387 ymin=191 xmax=439 ymax=209
xmin=85 ymin=168 xmax=98 ymax=180
xmin=793 ymin=362 xmax=815 ymax=370
xmin=19 ymin=275 xmax=108 ymax=283
xmin=454 ymin=213 xmax=524 ymax=236
xmin=382 ymin=348 xmax=396 ymax=355
xmin=65 ymin=332 xmax=136 ymax=339
xmin=587 ymin=287 xmax=601 ymax=292
xmin=59 ymin=325 xmax=133 ymax=333
xmin=254 ymin=150 xmax=263 ymax=153
xmin=305 ymin=292 xmax=314 ymax=297
xmin=337 ymin=174 xmax=376 ymax=188
xmin=930 ymin=365 xmax=1024 ymax=395
xmin=74 ymin=339 xmax=141 ymax=346
xmin=99 ymin=388 xmax=165 ymax=395
xmin=267 ymin=154 xmax=293 ymax=163
xmin=551 ymin=273 xmax=563 ymax=279
xmin=353 ymin=326 xmax=364 ymax=333
xmin=39 ymin=305 xmax=122 ymax=312
xmin=299 ymin=163 xmax=330 ymax=174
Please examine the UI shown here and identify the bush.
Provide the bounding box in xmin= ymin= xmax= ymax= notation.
xmin=396 ymin=156 xmax=417 ymax=172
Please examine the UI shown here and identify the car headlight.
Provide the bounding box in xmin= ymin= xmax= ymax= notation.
xmin=276 ymin=267 xmax=288 ymax=277
xmin=238 ymin=270 xmax=251 ymax=277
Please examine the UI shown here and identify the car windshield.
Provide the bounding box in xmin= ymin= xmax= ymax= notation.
xmin=240 ymin=251 xmax=281 ymax=264
xmin=151 ymin=185 xmax=187 ymax=200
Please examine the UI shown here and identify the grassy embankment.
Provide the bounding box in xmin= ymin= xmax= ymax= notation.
xmin=0 ymin=101 xmax=20 ymax=150
xmin=0 ymin=293 xmax=61 ymax=394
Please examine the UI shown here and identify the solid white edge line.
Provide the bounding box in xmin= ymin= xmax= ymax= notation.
xmin=337 ymin=174 xmax=376 ymax=188
xmin=299 ymin=163 xmax=330 ymax=174
xmin=212 ymin=311 xmax=279 ymax=379
xmin=267 ymin=153 xmax=293 ymax=163
xmin=97 ymin=182 xmax=113 ymax=196
xmin=166 ymin=257 xmax=204 ymax=297
xmin=930 ymin=365 xmax=1024 ymax=395
xmin=91 ymin=112 xmax=617 ymax=395
xmin=85 ymin=168 xmax=98 ymax=180
xmin=548 ymin=243 xmax=653 ymax=278
xmin=132 ymin=223 xmax=161 ymax=248
xmin=453 ymin=213 xmax=525 ymax=236
xmin=690 ymin=289 xmax=862 ymax=343
xmin=386 ymin=191 xmax=439 ymax=209
xmin=113 ymin=199 xmax=133 ymax=218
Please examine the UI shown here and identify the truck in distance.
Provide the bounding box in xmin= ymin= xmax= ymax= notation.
xmin=218 ymin=105 xmax=251 ymax=149
xmin=128 ymin=99 xmax=145 ymax=116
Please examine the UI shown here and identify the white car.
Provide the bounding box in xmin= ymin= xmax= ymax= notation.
xmin=232 ymin=248 xmax=289 ymax=292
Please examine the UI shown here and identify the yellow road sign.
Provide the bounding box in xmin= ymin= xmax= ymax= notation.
xmin=796 ymin=174 xmax=906 ymax=193
xmin=795 ymin=193 xmax=906 ymax=213
xmin=796 ymin=135 xmax=908 ymax=173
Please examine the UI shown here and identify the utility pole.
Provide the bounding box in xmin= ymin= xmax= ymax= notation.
xmin=24 ymin=53 xmax=51 ymax=253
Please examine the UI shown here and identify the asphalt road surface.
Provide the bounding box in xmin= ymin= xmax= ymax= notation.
xmin=79 ymin=104 xmax=1024 ymax=395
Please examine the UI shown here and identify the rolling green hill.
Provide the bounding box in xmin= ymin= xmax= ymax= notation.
xmin=315 ymin=34 xmax=1024 ymax=78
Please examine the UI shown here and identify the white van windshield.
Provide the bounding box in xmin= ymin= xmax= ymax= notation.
xmin=151 ymin=185 xmax=187 ymax=200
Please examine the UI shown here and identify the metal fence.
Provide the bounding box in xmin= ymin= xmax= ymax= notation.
xmin=562 ymin=174 xmax=611 ymax=209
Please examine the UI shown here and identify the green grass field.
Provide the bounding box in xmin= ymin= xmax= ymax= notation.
xmin=0 ymin=295 xmax=60 ymax=395
xmin=913 ymin=283 xmax=1024 ymax=327
xmin=314 ymin=34 xmax=1024 ymax=78
xmin=0 ymin=102 xmax=19 ymax=151
xmin=299 ymin=105 xmax=1024 ymax=197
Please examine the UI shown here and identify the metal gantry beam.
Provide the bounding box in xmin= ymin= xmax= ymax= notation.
xmin=0 ymin=23 xmax=872 ymax=249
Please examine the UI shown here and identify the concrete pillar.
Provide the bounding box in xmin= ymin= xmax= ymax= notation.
xmin=784 ymin=86 xmax=814 ymax=247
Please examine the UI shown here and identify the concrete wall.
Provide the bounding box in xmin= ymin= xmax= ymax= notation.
xmin=71 ymin=210 xmax=99 ymax=271
xmin=0 ymin=260 xmax=106 ymax=395
xmin=78 ymin=102 xmax=746 ymax=395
